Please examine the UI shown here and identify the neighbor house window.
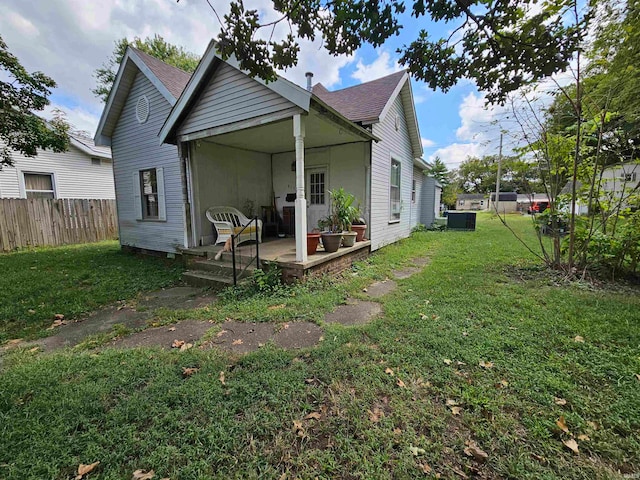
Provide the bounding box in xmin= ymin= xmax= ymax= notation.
xmin=140 ymin=168 xmax=159 ymax=219
xmin=389 ymin=159 xmax=401 ymax=222
xmin=24 ymin=173 xmax=55 ymax=199
xmin=411 ymin=179 xmax=416 ymax=203
xmin=91 ymin=158 xmax=101 ymax=166
xmin=623 ymin=172 xmax=637 ymax=182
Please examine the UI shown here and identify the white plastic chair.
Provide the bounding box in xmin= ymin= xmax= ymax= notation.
xmin=205 ymin=206 xmax=262 ymax=245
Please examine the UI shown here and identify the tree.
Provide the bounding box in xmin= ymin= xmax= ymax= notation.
xmin=0 ymin=35 xmax=69 ymax=169
xmin=427 ymin=156 xmax=449 ymax=186
xmin=191 ymin=0 xmax=587 ymax=104
xmin=93 ymin=34 xmax=200 ymax=102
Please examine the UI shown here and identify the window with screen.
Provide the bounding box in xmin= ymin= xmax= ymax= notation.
xmin=140 ymin=169 xmax=159 ymax=219
xmin=412 ymin=179 xmax=416 ymax=203
xmin=309 ymin=171 xmax=325 ymax=205
xmin=24 ymin=173 xmax=55 ymax=199
xmin=390 ymin=159 xmax=401 ymax=222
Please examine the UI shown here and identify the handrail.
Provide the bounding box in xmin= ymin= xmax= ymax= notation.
xmin=230 ymin=216 xmax=260 ymax=285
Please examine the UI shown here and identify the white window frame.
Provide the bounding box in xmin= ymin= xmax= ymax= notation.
xmin=389 ymin=157 xmax=401 ymax=223
xmin=20 ymin=171 xmax=56 ymax=199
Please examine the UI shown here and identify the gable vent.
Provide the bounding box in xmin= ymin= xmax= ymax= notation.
xmin=136 ymin=95 xmax=150 ymax=124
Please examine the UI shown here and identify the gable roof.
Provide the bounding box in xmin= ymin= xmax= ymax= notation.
xmin=129 ymin=48 xmax=191 ymax=100
xmin=94 ymin=47 xmax=192 ymax=146
xmin=69 ymin=134 xmax=111 ymax=159
xmin=312 ymin=71 xmax=406 ymax=124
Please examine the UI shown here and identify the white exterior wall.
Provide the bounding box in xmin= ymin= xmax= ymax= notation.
xmin=111 ymin=71 xmax=185 ymax=253
xmin=602 ymin=163 xmax=640 ymax=194
xmin=410 ymin=166 xmax=423 ymax=228
xmin=0 ymin=143 xmax=114 ymax=199
xmin=272 ymin=143 xmax=369 ymax=230
xmin=370 ymin=95 xmax=414 ymax=250
xmin=190 ymin=141 xmax=272 ymax=245
xmin=178 ymin=63 xmax=296 ymax=137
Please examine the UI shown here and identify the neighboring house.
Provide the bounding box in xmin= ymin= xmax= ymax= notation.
xmin=456 ymin=194 xmax=486 ymax=211
xmin=0 ymin=134 xmax=114 ymax=199
xmin=488 ymin=192 xmax=518 ymax=213
xmin=601 ymin=162 xmax=639 ymax=203
xmin=516 ymin=193 xmax=549 ymax=213
xmin=95 ymin=41 xmax=435 ymax=264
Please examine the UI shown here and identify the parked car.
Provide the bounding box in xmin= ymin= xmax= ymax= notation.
xmin=528 ymin=201 xmax=549 ymax=214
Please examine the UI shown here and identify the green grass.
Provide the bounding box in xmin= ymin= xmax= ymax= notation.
xmin=0 ymin=241 xmax=183 ymax=342
xmin=1 ymin=216 xmax=638 ymax=479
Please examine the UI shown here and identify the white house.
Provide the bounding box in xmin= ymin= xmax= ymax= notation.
xmin=0 ymin=134 xmax=114 ymax=200
xmin=94 ymin=41 xmax=436 ymax=273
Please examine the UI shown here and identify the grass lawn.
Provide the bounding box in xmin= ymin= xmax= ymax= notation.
xmin=1 ymin=215 xmax=638 ymax=479
xmin=0 ymin=241 xmax=183 ymax=342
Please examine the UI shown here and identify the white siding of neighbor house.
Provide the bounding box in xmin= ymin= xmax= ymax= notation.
xmin=190 ymin=142 xmax=272 ymax=245
xmin=178 ymin=62 xmax=296 ymax=137
xmin=410 ymin=166 xmax=423 ymax=228
xmin=111 ymin=71 xmax=185 ymax=253
xmin=421 ymin=177 xmax=441 ymax=226
xmin=369 ymin=94 xmax=414 ymax=250
xmin=0 ymin=143 xmax=114 ymax=199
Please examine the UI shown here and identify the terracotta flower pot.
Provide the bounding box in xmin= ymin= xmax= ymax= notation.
xmin=320 ymin=232 xmax=343 ymax=253
xmin=351 ymin=225 xmax=367 ymax=242
xmin=341 ymin=231 xmax=357 ymax=247
xmin=307 ymin=233 xmax=321 ymax=255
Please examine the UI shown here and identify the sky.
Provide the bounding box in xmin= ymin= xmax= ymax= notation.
xmin=0 ymin=0 xmax=512 ymax=170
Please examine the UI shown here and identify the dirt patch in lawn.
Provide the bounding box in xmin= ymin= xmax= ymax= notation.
xmin=392 ymin=267 xmax=421 ymax=279
xmin=324 ymin=300 xmax=382 ymax=326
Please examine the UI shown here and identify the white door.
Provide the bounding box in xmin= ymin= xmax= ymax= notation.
xmin=306 ymin=167 xmax=328 ymax=232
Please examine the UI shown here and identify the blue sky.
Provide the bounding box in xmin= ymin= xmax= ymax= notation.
xmin=0 ymin=0 xmax=505 ymax=169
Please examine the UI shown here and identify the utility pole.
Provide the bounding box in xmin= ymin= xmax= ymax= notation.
xmin=494 ymin=133 xmax=503 ymax=215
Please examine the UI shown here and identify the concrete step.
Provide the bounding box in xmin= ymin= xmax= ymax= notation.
xmin=191 ymin=259 xmax=257 ymax=277
xmin=182 ymin=271 xmax=235 ymax=288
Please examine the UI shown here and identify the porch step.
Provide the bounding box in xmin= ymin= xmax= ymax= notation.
xmin=190 ymin=259 xmax=256 ymax=276
xmin=182 ymin=271 xmax=235 ymax=288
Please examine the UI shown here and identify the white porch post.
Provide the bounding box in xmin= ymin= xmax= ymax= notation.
xmin=294 ymin=114 xmax=308 ymax=262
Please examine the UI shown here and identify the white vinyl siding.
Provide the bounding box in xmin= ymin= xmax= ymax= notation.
xmin=178 ymin=62 xmax=296 ymax=137
xmin=112 ymin=71 xmax=185 ymax=253
xmin=0 ymin=142 xmax=114 ymax=199
xmin=369 ymin=94 xmax=414 ymax=250
xmin=411 ymin=166 xmax=424 ymax=228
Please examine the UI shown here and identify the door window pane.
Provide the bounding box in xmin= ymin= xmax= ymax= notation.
xmin=310 ymin=172 xmax=325 ymax=205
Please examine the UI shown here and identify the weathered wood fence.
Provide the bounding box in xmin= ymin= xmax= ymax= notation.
xmin=0 ymin=198 xmax=118 ymax=251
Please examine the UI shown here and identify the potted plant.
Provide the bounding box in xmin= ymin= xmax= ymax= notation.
xmin=331 ymin=188 xmax=360 ymax=248
xmin=307 ymin=231 xmax=321 ymax=255
xmin=317 ymin=215 xmax=343 ymax=253
xmin=350 ymin=203 xmax=367 ymax=242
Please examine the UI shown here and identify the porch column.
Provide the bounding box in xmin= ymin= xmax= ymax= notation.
xmin=294 ymin=114 xmax=308 ymax=262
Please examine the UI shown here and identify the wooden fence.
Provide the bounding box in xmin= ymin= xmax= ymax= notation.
xmin=0 ymin=198 xmax=118 ymax=251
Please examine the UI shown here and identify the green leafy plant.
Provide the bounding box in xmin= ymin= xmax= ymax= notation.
xmin=319 ymin=188 xmax=360 ymax=232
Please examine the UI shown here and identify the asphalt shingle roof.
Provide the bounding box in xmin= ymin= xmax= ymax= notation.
xmin=131 ymin=47 xmax=192 ymax=100
xmin=312 ymin=70 xmax=407 ymax=123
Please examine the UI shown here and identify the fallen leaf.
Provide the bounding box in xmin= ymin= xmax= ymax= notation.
xmin=554 ymin=397 xmax=567 ymax=406
xmin=577 ymin=434 xmax=590 ymax=441
xmin=385 ymin=367 xmax=394 ymax=376
xmin=268 ymin=304 xmax=286 ymax=310
xmin=556 ymin=416 xmax=570 ymax=434
xmin=508 ymin=326 xmax=517 ymax=330
xmin=462 ymin=331 xmax=469 ymax=336
xmin=54 ymin=313 xmax=65 ymax=320
xmin=451 ymin=466 xmax=469 ymax=478
xmin=292 ymin=420 xmax=305 ymax=436
xmin=496 ymin=379 xmax=509 ymax=388
xmin=431 ymin=315 xmax=439 ymax=320
xmin=6 ymin=338 xmax=23 ymax=345
xmin=563 ymin=438 xmax=579 ymax=454
xmin=171 ymin=340 xmax=185 ymax=349
xmin=531 ymin=452 xmax=545 ymax=462
xmin=47 ymin=319 xmax=67 ymax=330
xmin=396 ymin=378 xmax=406 ymax=388
xmin=219 ymin=371 xmax=226 ymax=385
xmin=443 ymin=358 xmax=452 ymax=365
xmin=446 ymin=399 xmax=459 ymax=406
xmin=304 ymin=412 xmax=321 ymax=420
xmin=132 ymin=470 xmax=155 ymax=480
xmin=28 ymin=309 xmax=36 ymax=314
xmin=182 ymin=367 xmax=199 ymax=377
xmin=450 ymin=406 xmax=462 ymax=415
xmin=419 ymin=313 xmax=428 ymax=320
xmin=456 ymin=361 xmax=466 ymax=366
xmin=574 ymin=335 xmax=585 ymax=343
xmin=215 ymin=330 xmax=227 ymax=338
xmin=587 ymin=421 xmax=599 ymax=430
xmin=393 ymin=427 xmax=402 ymax=435
xmin=479 ymin=360 xmax=494 ymax=369
xmin=409 ymin=445 xmax=426 ymax=456
xmin=168 ymin=327 xmax=176 ymax=332
xmin=75 ymin=461 xmax=100 ymax=479
xmin=369 ymin=407 xmax=383 ymax=423
xmin=419 ymin=462 xmax=432 ymax=474
xmin=232 ymin=339 xmax=243 ymax=345
xmin=635 ymin=373 xmax=640 ymax=381
xmin=282 ymin=323 xmax=289 ymax=329
xmin=179 ymin=342 xmax=193 ymax=351
xmin=464 ymin=441 xmax=488 ymax=462
xmin=29 ymin=346 xmax=39 ymax=353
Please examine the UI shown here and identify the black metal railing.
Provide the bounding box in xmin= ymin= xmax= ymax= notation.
xmin=230 ymin=216 xmax=260 ymax=285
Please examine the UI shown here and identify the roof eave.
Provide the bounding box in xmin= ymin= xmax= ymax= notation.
xmin=311 ymin=97 xmax=380 ymax=142
xmin=69 ymin=136 xmax=111 ymax=159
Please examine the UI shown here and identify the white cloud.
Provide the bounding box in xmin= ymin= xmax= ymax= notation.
xmin=351 ymin=50 xmax=402 ymax=82
xmin=429 ymin=143 xmax=483 ymax=170
xmin=6 ymin=11 xmax=38 ymax=37
xmin=421 ymin=138 xmax=435 ymax=148
xmin=43 ymin=103 xmax=102 ymax=136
